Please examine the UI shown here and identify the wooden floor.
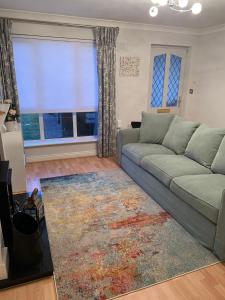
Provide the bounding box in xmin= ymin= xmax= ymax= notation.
xmin=1 ymin=156 xmax=225 ymax=300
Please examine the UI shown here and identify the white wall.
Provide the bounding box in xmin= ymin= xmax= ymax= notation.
xmin=116 ymin=28 xmax=197 ymax=128
xmin=25 ymin=141 xmax=97 ymax=162
xmin=0 ymin=10 xmax=202 ymax=160
xmin=0 ymin=9 xmax=199 ymax=160
xmin=184 ymin=29 xmax=225 ymax=128
xmin=10 ymin=14 xmax=198 ymax=130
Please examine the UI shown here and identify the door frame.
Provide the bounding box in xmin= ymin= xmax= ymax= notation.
xmin=148 ymin=45 xmax=189 ymax=115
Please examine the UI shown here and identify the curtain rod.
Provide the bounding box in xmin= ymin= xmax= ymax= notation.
xmin=10 ymin=17 xmax=95 ymax=29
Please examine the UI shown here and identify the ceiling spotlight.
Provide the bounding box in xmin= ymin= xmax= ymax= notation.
xmin=151 ymin=0 xmax=159 ymax=4
xmin=149 ymin=6 xmax=159 ymax=17
xmin=191 ymin=2 xmax=202 ymax=14
xmin=178 ymin=0 xmax=189 ymax=8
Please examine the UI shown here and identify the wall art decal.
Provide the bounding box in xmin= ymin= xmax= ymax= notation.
xmin=119 ymin=56 xmax=140 ymax=77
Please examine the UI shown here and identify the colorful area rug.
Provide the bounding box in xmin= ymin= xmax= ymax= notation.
xmin=41 ymin=169 xmax=218 ymax=300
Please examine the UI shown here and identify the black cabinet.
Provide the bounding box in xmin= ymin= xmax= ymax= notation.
xmin=0 ymin=166 xmax=54 ymax=289
xmin=0 ymin=161 xmax=13 ymax=248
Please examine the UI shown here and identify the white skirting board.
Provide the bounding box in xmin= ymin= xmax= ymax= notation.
xmin=25 ymin=150 xmax=97 ymax=163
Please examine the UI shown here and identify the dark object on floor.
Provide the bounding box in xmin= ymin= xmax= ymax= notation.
xmin=131 ymin=121 xmax=141 ymax=128
xmin=13 ymin=212 xmax=42 ymax=266
xmin=0 ymin=193 xmax=53 ymax=290
xmin=0 ymin=161 xmax=13 ymax=248
xmin=16 ymin=188 xmax=45 ymax=222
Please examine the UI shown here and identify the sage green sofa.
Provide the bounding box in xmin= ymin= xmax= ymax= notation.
xmin=117 ymin=113 xmax=225 ymax=260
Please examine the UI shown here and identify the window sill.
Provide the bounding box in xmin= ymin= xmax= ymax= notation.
xmin=24 ymin=136 xmax=98 ymax=148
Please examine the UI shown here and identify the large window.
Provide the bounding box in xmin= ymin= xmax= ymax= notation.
xmin=13 ymin=37 xmax=98 ymax=144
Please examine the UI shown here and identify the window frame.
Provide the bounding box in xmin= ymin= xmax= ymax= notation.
xmin=148 ymin=45 xmax=187 ymax=114
xmin=12 ymin=34 xmax=98 ymax=147
xmin=22 ymin=111 xmax=98 ymax=148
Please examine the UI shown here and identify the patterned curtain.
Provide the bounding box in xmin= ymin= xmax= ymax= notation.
xmin=95 ymin=26 xmax=119 ymax=158
xmin=0 ymin=18 xmax=19 ymax=115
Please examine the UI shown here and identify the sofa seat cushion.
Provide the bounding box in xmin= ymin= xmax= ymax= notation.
xmin=122 ymin=143 xmax=175 ymax=166
xmin=171 ymin=174 xmax=225 ymax=224
xmin=141 ymin=155 xmax=211 ymax=187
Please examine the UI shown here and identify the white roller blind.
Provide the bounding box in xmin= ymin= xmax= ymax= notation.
xmin=13 ymin=37 xmax=98 ymax=113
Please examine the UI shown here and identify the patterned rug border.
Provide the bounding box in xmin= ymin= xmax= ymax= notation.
xmin=109 ymin=261 xmax=222 ymax=299
xmin=51 ymin=260 xmax=222 ymax=300
xmin=39 ymin=169 xmax=118 ymax=183
xmin=53 ymin=273 xmax=59 ymax=300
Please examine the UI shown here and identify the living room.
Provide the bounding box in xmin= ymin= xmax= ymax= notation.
xmin=0 ymin=0 xmax=225 ymax=299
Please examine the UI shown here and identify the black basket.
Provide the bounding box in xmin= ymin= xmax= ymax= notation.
xmin=12 ymin=212 xmax=43 ymax=266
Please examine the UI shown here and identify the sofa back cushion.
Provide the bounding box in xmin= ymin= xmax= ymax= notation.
xmin=162 ymin=116 xmax=199 ymax=154
xmin=212 ymin=137 xmax=225 ymax=175
xmin=139 ymin=112 xmax=174 ymax=144
xmin=185 ymin=124 xmax=225 ymax=168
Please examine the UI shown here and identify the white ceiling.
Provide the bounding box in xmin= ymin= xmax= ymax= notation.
xmin=0 ymin=0 xmax=224 ymax=29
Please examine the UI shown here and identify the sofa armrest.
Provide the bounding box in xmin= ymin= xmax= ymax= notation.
xmin=116 ymin=128 xmax=140 ymax=164
xmin=214 ymin=189 xmax=225 ymax=260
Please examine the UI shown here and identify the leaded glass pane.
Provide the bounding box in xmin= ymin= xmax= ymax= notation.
xmin=167 ymin=54 xmax=182 ymax=107
xmin=151 ymin=54 xmax=166 ymax=108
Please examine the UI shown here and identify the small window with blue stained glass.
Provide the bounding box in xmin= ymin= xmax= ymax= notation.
xmin=167 ymin=55 xmax=182 ymax=107
xmin=150 ymin=54 xmax=166 ymax=108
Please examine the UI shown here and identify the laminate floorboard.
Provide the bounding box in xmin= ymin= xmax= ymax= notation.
xmin=1 ymin=156 xmax=224 ymax=300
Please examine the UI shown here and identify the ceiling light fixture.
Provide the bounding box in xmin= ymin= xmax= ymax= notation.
xmin=149 ymin=0 xmax=202 ymax=17
xmin=158 ymin=0 xmax=168 ymax=6
xmin=149 ymin=6 xmax=159 ymax=17
xmin=178 ymin=0 xmax=189 ymax=8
